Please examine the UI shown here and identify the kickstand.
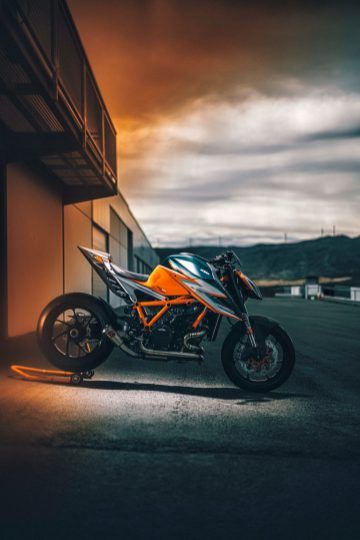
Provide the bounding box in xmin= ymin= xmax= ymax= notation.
xmin=10 ymin=365 xmax=95 ymax=385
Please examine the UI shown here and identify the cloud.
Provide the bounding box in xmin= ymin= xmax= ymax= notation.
xmin=304 ymin=127 xmax=360 ymax=141
xmin=68 ymin=1 xmax=360 ymax=246
xmin=69 ymin=0 xmax=360 ymax=121
xmin=118 ymin=93 xmax=360 ymax=244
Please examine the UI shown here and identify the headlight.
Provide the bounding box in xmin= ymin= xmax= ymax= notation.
xmin=236 ymin=270 xmax=262 ymax=300
xmin=247 ymin=278 xmax=263 ymax=300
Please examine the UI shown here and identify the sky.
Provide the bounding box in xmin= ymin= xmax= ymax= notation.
xmin=69 ymin=0 xmax=360 ymax=246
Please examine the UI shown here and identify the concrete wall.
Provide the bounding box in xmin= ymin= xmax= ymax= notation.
xmin=6 ymin=163 xmax=63 ymax=337
xmin=93 ymin=194 xmax=159 ymax=308
xmin=93 ymin=194 xmax=159 ymax=269
xmin=5 ymin=163 xmax=158 ymax=336
xmin=63 ymin=195 xmax=158 ymax=307
xmin=63 ymin=203 xmax=92 ymax=294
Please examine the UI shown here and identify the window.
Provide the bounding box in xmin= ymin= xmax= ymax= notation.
xmin=135 ymin=256 xmax=152 ymax=275
xmin=110 ymin=208 xmax=133 ymax=269
xmin=92 ymin=225 xmax=108 ymax=301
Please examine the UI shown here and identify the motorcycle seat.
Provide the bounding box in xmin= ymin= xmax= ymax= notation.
xmin=111 ymin=263 xmax=150 ymax=282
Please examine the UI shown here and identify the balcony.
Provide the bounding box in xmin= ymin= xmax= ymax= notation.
xmin=0 ymin=0 xmax=118 ymax=203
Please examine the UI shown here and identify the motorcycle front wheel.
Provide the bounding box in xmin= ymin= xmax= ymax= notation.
xmin=221 ymin=324 xmax=295 ymax=393
xmin=37 ymin=293 xmax=114 ymax=372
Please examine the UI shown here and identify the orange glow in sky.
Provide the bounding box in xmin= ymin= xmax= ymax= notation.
xmin=69 ymin=0 xmax=360 ymax=246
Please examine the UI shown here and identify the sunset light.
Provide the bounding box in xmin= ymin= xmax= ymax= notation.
xmin=69 ymin=0 xmax=360 ymax=246
xmin=1 ymin=3 xmax=360 ymax=539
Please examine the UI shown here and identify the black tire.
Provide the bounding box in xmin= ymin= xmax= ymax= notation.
xmin=221 ymin=324 xmax=295 ymax=393
xmin=37 ymin=293 xmax=114 ymax=372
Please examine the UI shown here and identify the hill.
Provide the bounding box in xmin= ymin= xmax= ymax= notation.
xmin=156 ymin=235 xmax=360 ymax=281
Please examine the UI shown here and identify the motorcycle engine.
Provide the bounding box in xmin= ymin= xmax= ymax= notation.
xmin=145 ymin=305 xmax=201 ymax=351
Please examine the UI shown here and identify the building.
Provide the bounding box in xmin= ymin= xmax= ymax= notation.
xmin=0 ymin=0 xmax=159 ymax=341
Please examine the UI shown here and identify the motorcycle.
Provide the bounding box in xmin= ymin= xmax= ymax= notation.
xmin=37 ymin=247 xmax=295 ymax=392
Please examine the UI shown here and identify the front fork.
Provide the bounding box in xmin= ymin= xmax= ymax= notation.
xmin=241 ymin=309 xmax=258 ymax=348
xmin=238 ymin=304 xmax=262 ymax=359
xmin=228 ymin=267 xmax=260 ymax=358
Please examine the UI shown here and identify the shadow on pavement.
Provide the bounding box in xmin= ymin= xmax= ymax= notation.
xmin=79 ymin=379 xmax=311 ymax=402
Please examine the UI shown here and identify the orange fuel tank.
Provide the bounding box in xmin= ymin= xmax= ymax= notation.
xmin=138 ymin=265 xmax=192 ymax=297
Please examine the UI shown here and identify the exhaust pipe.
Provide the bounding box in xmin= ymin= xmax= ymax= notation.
xmin=183 ymin=330 xmax=206 ymax=352
xmin=104 ymin=326 xmax=203 ymax=361
xmin=104 ymin=326 xmax=138 ymax=357
xmin=139 ymin=340 xmax=202 ymax=360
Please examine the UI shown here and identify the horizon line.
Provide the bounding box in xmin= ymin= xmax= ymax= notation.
xmin=154 ymin=233 xmax=359 ymax=249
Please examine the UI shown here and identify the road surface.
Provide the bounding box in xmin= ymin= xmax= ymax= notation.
xmin=1 ymin=298 xmax=359 ymax=539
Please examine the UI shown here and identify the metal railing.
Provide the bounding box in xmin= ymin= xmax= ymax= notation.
xmin=12 ymin=0 xmax=117 ymax=179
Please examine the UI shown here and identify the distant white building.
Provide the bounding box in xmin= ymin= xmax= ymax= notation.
xmin=305 ymin=284 xmax=322 ymax=299
xmin=291 ymin=286 xmax=302 ymax=297
xmin=350 ymin=287 xmax=360 ymax=302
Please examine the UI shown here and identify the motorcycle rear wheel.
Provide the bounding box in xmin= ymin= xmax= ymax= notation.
xmin=37 ymin=293 xmax=114 ymax=372
xmin=221 ymin=324 xmax=295 ymax=393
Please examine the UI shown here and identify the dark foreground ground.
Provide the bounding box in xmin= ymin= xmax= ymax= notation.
xmin=0 ymin=298 xmax=359 ymax=539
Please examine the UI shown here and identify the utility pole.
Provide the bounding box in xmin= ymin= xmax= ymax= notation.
xmin=321 ymin=228 xmax=324 ymax=237
xmin=284 ymin=232 xmax=287 ymax=243
xmin=333 ymin=225 xmax=336 ymax=236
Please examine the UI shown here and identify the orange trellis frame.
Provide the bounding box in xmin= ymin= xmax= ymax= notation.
xmin=134 ymin=297 xmax=207 ymax=330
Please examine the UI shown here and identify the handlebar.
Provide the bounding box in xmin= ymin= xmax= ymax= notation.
xmin=210 ymin=250 xmax=242 ymax=268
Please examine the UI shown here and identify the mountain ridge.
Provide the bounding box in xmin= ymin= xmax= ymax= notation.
xmin=156 ymin=235 xmax=360 ymax=281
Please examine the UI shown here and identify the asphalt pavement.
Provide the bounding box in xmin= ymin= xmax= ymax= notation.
xmin=0 ymin=298 xmax=359 ymax=539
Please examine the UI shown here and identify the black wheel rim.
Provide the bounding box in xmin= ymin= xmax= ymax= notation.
xmin=51 ymin=307 xmax=103 ymax=359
